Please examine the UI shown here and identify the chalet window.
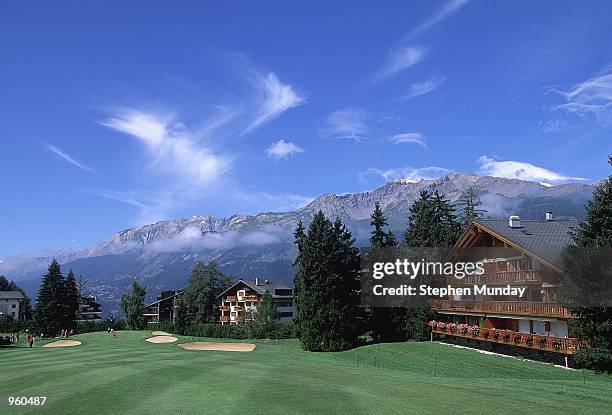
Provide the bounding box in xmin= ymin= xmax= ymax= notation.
xmin=12 ymin=304 xmax=16 ymax=308
xmin=278 ymin=311 xmax=293 ymax=317
xmin=238 ymin=290 xmax=245 ymax=297
xmin=544 ymin=321 xmax=551 ymax=332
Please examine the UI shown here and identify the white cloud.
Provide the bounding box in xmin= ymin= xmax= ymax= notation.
xmin=404 ymin=76 xmax=446 ymax=99
xmin=323 ymin=107 xmax=369 ymax=140
xmin=244 ymin=72 xmax=305 ymax=133
xmin=540 ymin=119 xmax=568 ymax=133
xmin=376 ymin=47 xmax=428 ymax=81
xmin=361 ymin=165 xmax=451 ymax=183
xmin=101 ymin=109 xmax=230 ymax=188
xmin=477 ymin=156 xmax=585 ymax=183
xmin=46 ymin=144 xmax=99 ymax=175
xmin=265 ymin=139 xmax=305 ymax=159
xmin=409 ymin=0 xmax=469 ymax=37
xmin=145 ymin=224 xmax=290 ymax=254
xmin=551 ymin=70 xmax=612 ymax=124
xmin=390 ymin=132 xmax=427 ymax=148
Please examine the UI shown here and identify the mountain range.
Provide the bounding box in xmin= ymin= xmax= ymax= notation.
xmin=0 ymin=173 xmax=595 ymax=316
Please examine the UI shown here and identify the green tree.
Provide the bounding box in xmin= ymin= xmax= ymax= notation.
xmin=370 ymin=201 xmax=396 ymax=247
xmin=293 ymin=211 xmax=362 ymax=351
xmin=64 ymin=270 xmax=81 ymax=328
xmin=183 ymin=261 xmax=232 ymax=324
xmin=173 ymin=294 xmax=191 ymax=335
xmin=34 ymin=259 xmax=67 ymax=336
xmin=251 ymin=291 xmax=280 ymax=338
xmin=368 ymin=202 xmax=405 ymax=341
xmin=402 ymin=191 xmax=461 ymax=341
xmin=456 ymin=186 xmax=487 ymax=228
xmin=120 ymin=280 xmax=147 ymax=330
xmin=567 ymin=155 xmax=612 ymax=372
xmin=403 ymin=190 xmax=462 ymax=248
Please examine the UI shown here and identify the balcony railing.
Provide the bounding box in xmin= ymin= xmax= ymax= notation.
xmin=430 ymin=299 xmax=571 ymax=318
xmin=243 ymin=295 xmax=259 ymax=301
xmin=225 ymin=296 xmax=237 ymax=302
xmin=431 ymin=325 xmax=580 ymax=355
xmin=219 ymin=316 xmax=229 ymax=322
xmin=219 ymin=306 xmax=229 ymax=311
xmin=459 ymin=270 xmax=544 ymax=285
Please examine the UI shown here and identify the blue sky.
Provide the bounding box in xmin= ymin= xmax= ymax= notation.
xmin=1 ymin=0 xmax=611 ymax=258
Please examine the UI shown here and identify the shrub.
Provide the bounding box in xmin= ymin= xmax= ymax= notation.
xmin=574 ymin=347 xmax=612 ymax=373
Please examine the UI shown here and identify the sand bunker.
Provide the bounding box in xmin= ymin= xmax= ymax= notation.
xmin=43 ymin=340 xmax=81 ymax=348
xmin=151 ymin=331 xmax=172 ymax=336
xmin=146 ymin=335 xmax=178 ymax=344
xmin=178 ymin=342 xmax=256 ymax=352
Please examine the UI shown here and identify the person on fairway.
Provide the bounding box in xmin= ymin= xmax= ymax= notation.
xmin=27 ymin=335 xmax=33 ymax=348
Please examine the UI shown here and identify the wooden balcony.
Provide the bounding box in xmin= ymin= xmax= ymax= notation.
xmin=431 ymin=326 xmax=580 ymax=355
xmin=243 ymin=295 xmax=259 ymax=301
xmin=234 ymin=306 xmax=243 ymax=312
xmin=459 ymin=270 xmax=544 ymax=285
xmin=219 ymin=306 xmax=229 ymax=311
xmin=218 ymin=316 xmax=229 ymax=323
xmin=225 ymin=296 xmax=237 ymax=302
xmin=430 ymin=299 xmax=571 ymax=318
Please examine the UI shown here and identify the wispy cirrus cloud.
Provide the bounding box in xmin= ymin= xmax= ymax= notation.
xmin=360 ymin=165 xmax=451 ymax=184
xmin=46 ymin=144 xmax=99 ymax=175
xmin=101 ymin=109 xmax=230 ymax=188
xmin=550 ymin=70 xmax=612 ymax=124
xmin=409 ymin=0 xmax=469 ymax=37
xmin=322 ymin=107 xmax=369 ymax=140
xmin=265 ymin=139 xmax=305 ymax=159
xmin=404 ymin=76 xmax=446 ymax=99
xmin=244 ymin=72 xmax=305 ymax=134
xmin=375 ymin=47 xmax=428 ymax=81
xmin=477 ymin=155 xmax=585 ymax=183
xmin=390 ymin=132 xmax=427 ymax=148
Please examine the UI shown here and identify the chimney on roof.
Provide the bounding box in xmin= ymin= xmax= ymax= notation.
xmin=545 ymin=211 xmax=554 ymax=221
xmin=508 ymin=215 xmax=521 ymax=228
xmin=255 ymin=278 xmax=260 ymax=286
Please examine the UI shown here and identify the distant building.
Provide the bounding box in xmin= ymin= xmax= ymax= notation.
xmin=77 ymin=296 xmax=103 ymax=322
xmin=0 ymin=291 xmax=25 ymax=320
xmin=144 ymin=290 xmax=184 ymax=324
xmin=216 ymin=278 xmax=294 ymax=325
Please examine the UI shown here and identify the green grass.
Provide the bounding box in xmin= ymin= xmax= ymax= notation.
xmin=2 ymin=331 xmax=611 ymax=415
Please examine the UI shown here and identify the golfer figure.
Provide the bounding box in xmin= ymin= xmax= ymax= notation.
xmin=27 ymin=335 xmax=33 ymax=348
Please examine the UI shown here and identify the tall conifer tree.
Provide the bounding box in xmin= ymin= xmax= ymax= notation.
xmin=294 ymin=211 xmax=361 ymax=351
xmin=35 ymin=259 xmax=67 ymax=336
xmin=567 ymin=155 xmax=612 ymax=372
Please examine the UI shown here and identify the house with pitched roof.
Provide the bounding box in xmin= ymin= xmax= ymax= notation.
xmin=216 ymin=278 xmax=294 ymax=325
xmin=430 ymin=212 xmax=581 ymax=357
xmin=0 ymin=291 xmax=24 ymax=320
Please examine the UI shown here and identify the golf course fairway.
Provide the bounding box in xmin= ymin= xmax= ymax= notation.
xmin=2 ymin=331 xmax=611 ymax=414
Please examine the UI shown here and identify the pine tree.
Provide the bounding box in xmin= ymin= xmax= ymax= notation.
xmin=120 ymin=279 xmax=147 ymax=330
xmin=457 ymin=186 xmax=487 ymax=228
xmin=403 ymin=191 xmax=462 ymax=341
xmin=173 ymin=294 xmax=191 ymax=335
xmin=64 ymin=270 xmax=81 ymax=328
xmin=567 ymin=155 xmax=612 ymax=372
xmin=251 ymin=291 xmax=280 ymax=338
xmin=183 ymin=261 xmax=232 ymax=324
xmin=294 ymin=211 xmax=361 ymax=351
xmin=403 ymin=190 xmax=462 ymax=247
xmin=34 ymin=259 xmax=67 ymax=336
xmin=368 ymin=202 xmax=405 ymax=341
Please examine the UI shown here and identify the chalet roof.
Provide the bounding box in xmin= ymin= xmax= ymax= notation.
xmin=0 ymin=291 xmax=25 ymax=300
xmin=469 ymin=219 xmax=578 ymax=272
xmin=216 ymin=279 xmax=293 ymax=299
